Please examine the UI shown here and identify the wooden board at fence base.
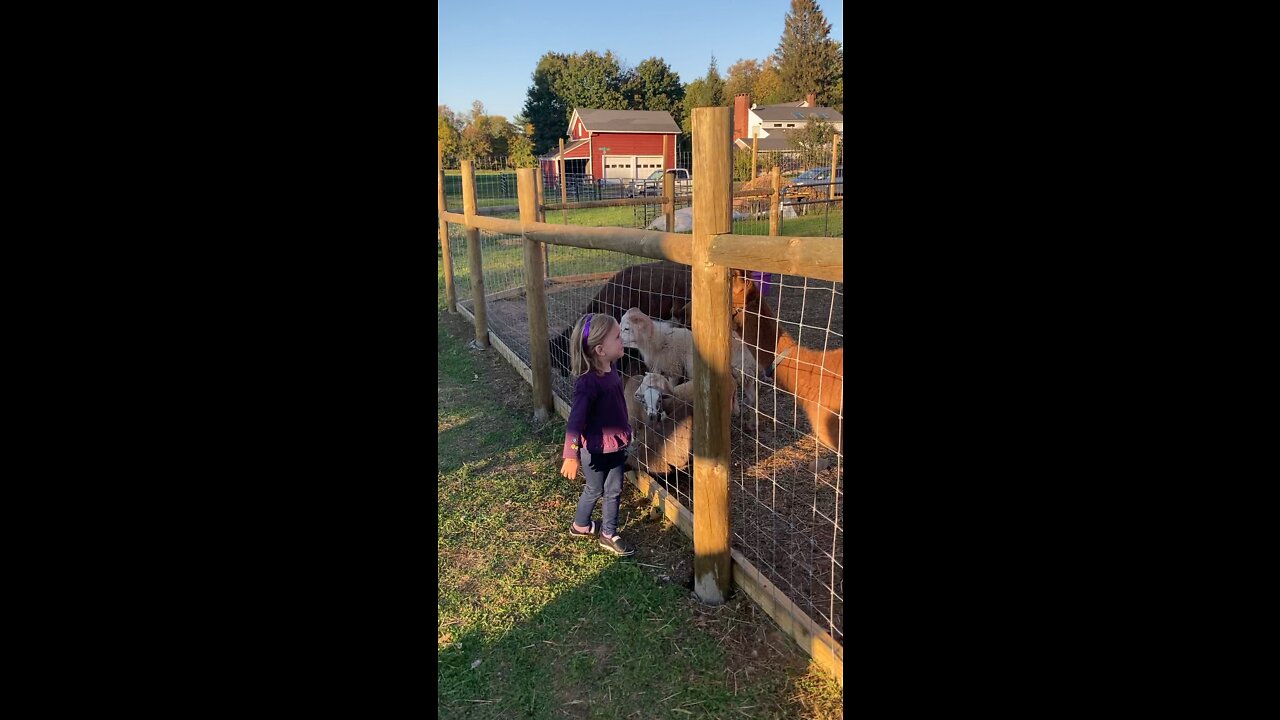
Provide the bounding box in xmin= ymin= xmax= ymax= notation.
xmin=626 ymin=469 xmax=693 ymax=537
xmin=730 ymin=548 xmax=844 ymax=688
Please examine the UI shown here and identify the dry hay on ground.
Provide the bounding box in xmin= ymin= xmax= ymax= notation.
xmin=733 ymin=174 xmax=795 ymax=217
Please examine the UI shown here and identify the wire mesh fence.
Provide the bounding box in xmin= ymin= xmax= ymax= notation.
xmin=451 ymin=255 xmax=844 ymax=649
xmin=728 ymin=269 xmax=843 ymax=649
xmin=443 ymin=154 xmax=843 ymax=651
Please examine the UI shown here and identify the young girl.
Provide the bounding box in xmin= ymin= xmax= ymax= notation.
xmin=560 ymin=312 xmax=636 ymax=557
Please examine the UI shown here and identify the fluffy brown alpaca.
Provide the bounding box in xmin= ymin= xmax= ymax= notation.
xmin=730 ymin=273 xmax=843 ymax=471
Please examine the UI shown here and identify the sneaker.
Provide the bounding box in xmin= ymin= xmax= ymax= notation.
xmin=598 ymin=533 xmax=635 ymax=557
xmin=569 ymin=520 xmax=597 ymax=539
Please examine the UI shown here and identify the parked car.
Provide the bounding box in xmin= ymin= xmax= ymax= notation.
xmin=785 ymin=165 xmax=843 ymax=197
xmin=631 ymin=168 xmax=692 ymax=197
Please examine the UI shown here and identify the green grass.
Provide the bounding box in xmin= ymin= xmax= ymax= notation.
xmin=436 ymin=313 xmax=843 ymax=719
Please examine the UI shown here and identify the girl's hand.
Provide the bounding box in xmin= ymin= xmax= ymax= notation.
xmin=560 ymin=458 xmax=580 ymax=479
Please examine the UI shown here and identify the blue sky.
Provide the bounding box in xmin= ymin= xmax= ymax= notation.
xmin=438 ymin=0 xmax=842 ymax=123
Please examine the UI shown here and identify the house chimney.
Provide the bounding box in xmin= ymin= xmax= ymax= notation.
xmin=734 ymin=93 xmax=750 ymax=141
xmin=805 ymin=92 xmax=816 ymax=107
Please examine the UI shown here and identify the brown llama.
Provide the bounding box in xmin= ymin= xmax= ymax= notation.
xmin=730 ymin=273 xmax=843 ymax=471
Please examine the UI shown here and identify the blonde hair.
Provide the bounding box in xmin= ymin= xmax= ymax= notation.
xmin=568 ymin=313 xmax=616 ymax=377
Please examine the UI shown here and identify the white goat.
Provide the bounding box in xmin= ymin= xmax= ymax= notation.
xmin=620 ymin=307 xmax=758 ymax=423
xmin=624 ymin=373 xmax=693 ymax=473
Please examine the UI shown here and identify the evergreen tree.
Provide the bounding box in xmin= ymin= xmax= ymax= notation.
xmin=775 ymin=0 xmax=841 ymax=106
xmin=522 ymin=53 xmax=571 ymax=155
xmin=680 ymin=56 xmax=727 ymax=135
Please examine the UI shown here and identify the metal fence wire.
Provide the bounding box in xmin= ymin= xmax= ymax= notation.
xmin=444 ymin=156 xmax=843 ymax=651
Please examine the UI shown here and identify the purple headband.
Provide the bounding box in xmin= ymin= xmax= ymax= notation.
xmin=582 ymin=314 xmax=593 ymax=351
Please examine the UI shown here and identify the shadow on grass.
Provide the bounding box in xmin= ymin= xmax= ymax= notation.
xmin=438 ymin=513 xmax=824 ymax=720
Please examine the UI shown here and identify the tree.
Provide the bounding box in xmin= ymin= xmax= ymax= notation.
xmin=829 ymin=46 xmax=844 ymax=114
xmin=483 ymin=114 xmax=514 ymax=157
xmin=438 ymin=104 xmax=464 ymax=133
xmin=438 ymin=113 xmax=460 ymax=163
xmin=621 ymin=57 xmax=684 ymax=113
xmin=522 ymin=52 xmax=571 ymax=155
xmin=775 ymin=0 xmax=841 ymax=107
xmin=752 ymin=62 xmax=790 ymax=106
xmin=788 ymin=117 xmax=838 ymax=165
xmin=556 ymin=51 xmax=628 ymax=113
xmin=468 ymin=100 xmax=487 ymax=126
xmin=507 ymin=133 xmax=536 ymax=169
xmin=725 ymin=58 xmax=761 ymax=100
xmin=680 ymin=56 xmax=727 ymax=135
xmin=459 ymin=120 xmax=492 ymax=160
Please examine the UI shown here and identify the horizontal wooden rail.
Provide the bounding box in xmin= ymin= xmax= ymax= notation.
xmin=443 ymin=211 xmax=692 ymax=265
xmin=442 ymin=211 xmax=521 ymax=235
xmin=708 ymin=234 xmax=843 ymax=283
xmin=475 ymin=204 xmax=520 ymax=215
xmin=731 ymin=189 xmax=776 ymax=199
xmin=526 ymin=224 xmax=692 ymax=265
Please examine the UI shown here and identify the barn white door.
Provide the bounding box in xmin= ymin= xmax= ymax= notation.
xmin=602 ymin=155 xmax=635 ymax=181
xmin=635 ymin=156 xmax=663 ymax=177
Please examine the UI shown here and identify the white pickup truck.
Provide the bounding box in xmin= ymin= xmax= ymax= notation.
xmin=631 ymin=168 xmax=692 ymax=197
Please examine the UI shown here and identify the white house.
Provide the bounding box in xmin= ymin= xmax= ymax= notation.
xmin=732 ymin=93 xmax=843 ymax=152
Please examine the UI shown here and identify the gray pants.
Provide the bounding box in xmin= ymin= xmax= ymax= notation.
xmin=573 ymin=446 xmax=627 ymax=538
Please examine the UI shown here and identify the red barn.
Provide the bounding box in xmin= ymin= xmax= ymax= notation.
xmin=539 ymin=109 xmax=681 ymax=184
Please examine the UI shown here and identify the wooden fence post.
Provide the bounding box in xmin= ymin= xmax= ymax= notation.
xmin=438 ymin=142 xmax=457 ymax=313
xmin=829 ymin=132 xmax=839 ymax=201
xmin=460 ymin=160 xmax=489 ymax=348
xmin=770 ymin=165 xmax=781 ymax=237
xmin=690 ymin=106 xmax=733 ymax=605
xmin=559 ymin=139 xmax=568 ymax=226
xmin=663 ymin=169 xmax=675 ymax=233
xmin=518 ymin=169 xmax=554 ymax=421
xmin=751 ymin=129 xmax=759 ymax=180
xmin=535 ymin=167 xmax=549 ymax=278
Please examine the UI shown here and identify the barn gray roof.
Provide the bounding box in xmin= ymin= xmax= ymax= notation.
xmin=752 ymin=105 xmax=844 ymax=123
xmin=574 ymin=109 xmax=681 ymax=133
xmin=735 ymin=130 xmax=803 ymax=152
